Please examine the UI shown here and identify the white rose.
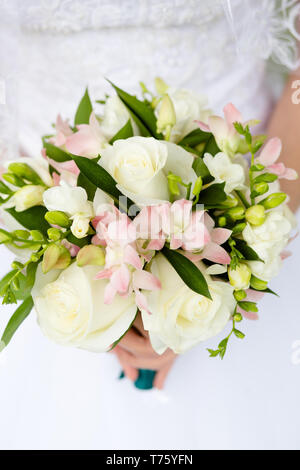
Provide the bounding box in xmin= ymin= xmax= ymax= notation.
xmin=203 ymin=152 xmax=245 ymax=194
xmin=43 ymin=183 xmax=93 ymax=218
xmin=12 ymin=185 xmax=45 ymax=212
xmin=32 ymin=263 xmax=137 ymax=352
xmin=167 ymin=88 xmax=211 ymax=142
xmin=243 ymin=207 xmax=294 ymax=281
xmin=100 ymin=96 xmax=139 ymax=140
xmin=141 ymin=254 xmax=235 ymax=354
xmin=99 ymin=137 xmax=196 ymax=206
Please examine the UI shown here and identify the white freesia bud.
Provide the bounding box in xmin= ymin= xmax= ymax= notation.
xmin=13 ymin=185 xmax=45 ymax=212
xmin=71 ymin=214 xmax=90 ymax=239
xmin=228 ymin=264 xmax=251 ymax=290
xmin=156 ymin=94 xmax=176 ymax=135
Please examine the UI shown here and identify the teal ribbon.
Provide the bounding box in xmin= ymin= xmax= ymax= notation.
xmin=119 ymin=369 xmax=156 ymax=390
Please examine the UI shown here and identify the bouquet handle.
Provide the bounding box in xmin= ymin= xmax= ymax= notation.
xmin=119 ymin=369 xmax=156 ymax=390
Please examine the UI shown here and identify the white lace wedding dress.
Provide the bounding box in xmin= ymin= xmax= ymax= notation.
xmin=0 ymin=0 xmax=300 ymax=450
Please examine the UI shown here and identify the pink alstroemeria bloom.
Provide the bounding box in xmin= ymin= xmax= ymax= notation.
xmin=65 ymin=112 xmax=107 ymax=158
xmin=94 ymin=207 xmax=161 ymax=310
xmin=185 ymin=213 xmax=231 ymax=265
xmin=257 ymin=137 xmax=298 ymax=180
xmin=133 ymin=203 xmax=170 ymax=251
xmin=197 ymin=103 xmax=257 ymax=157
xmin=41 ymin=148 xmax=79 ymax=186
xmin=49 ymin=114 xmax=73 ymax=148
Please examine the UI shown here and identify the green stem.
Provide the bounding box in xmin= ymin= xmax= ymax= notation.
xmin=235 ymin=190 xmax=250 ymax=209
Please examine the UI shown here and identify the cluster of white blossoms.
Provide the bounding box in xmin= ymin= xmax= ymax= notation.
xmin=0 ymin=79 xmax=297 ymax=361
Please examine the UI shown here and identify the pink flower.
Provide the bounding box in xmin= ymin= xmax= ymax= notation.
xmin=197 ymin=103 xmax=257 ymax=157
xmin=257 ymin=137 xmax=298 ymax=180
xmin=49 ymin=115 xmax=73 ymax=148
xmin=197 ymin=103 xmax=242 ymax=156
xmin=65 ymin=112 xmax=107 ymax=158
xmin=41 ymin=148 xmax=79 ymax=186
xmin=94 ymin=207 xmax=161 ymax=310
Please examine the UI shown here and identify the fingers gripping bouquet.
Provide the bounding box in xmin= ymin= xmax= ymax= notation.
xmin=0 ymin=78 xmax=297 ymax=388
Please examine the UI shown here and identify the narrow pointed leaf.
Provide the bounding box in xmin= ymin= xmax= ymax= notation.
xmin=43 ymin=141 xmax=72 ymax=162
xmin=0 ymin=296 xmax=34 ymax=349
xmin=70 ymin=155 xmax=134 ymax=209
xmin=109 ymin=119 xmax=133 ymax=144
xmin=6 ymin=206 xmax=50 ymax=235
xmin=108 ymin=80 xmax=162 ymax=138
xmin=162 ymin=246 xmax=211 ymax=299
xmin=179 ymin=129 xmax=211 ymax=147
xmin=198 ymin=182 xmax=227 ymax=205
xmin=74 ymin=88 xmax=93 ymax=125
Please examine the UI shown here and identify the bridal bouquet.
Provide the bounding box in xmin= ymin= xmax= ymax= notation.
xmin=0 ymin=78 xmax=297 ymax=380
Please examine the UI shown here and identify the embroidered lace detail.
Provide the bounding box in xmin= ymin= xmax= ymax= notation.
xmin=0 ymin=0 xmax=299 ymax=160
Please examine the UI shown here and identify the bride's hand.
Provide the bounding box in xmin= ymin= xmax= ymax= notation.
xmin=111 ymin=315 xmax=176 ymax=389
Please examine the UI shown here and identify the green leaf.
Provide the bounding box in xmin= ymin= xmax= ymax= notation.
xmin=233 ymin=329 xmax=245 ymax=339
xmin=109 ymin=119 xmax=134 ymax=144
xmin=0 ymin=296 xmax=34 ymax=350
xmin=207 ymin=348 xmax=220 ymax=358
xmin=198 ymin=182 xmax=227 ymax=205
xmin=178 ymin=129 xmax=211 ymax=147
xmin=251 ymin=286 xmax=279 ymax=297
xmin=233 ymin=239 xmax=264 ymax=262
xmin=203 ymin=135 xmax=220 ymax=156
xmin=14 ymin=263 xmax=38 ymax=301
xmin=254 ymin=173 xmax=278 ymax=184
xmin=43 ymin=141 xmax=71 ymax=163
xmin=74 ymin=88 xmax=93 ymax=125
xmin=218 ymin=338 xmax=229 ymax=350
xmin=192 ymin=157 xmax=214 ymax=184
xmin=67 ymin=232 xmax=89 ymax=248
xmin=162 ymin=246 xmax=211 ymax=300
xmin=0 ymin=181 xmax=13 ymax=195
xmin=70 ymin=155 xmax=134 ymax=209
xmin=77 ymin=172 xmax=97 ymax=201
xmin=108 ymin=80 xmax=162 ymax=138
xmin=0 ymin=270 xmax=18 ymax=296
xmin=6 ymin=206 xmax=50 ymax=236
xmin=238 ymin=301 xmax=258 ymax=313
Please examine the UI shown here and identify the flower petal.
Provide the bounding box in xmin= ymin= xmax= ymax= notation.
xmin=133 ymin=270 xmax=161 ymax=291
xmin=223 ymin=103 xmax=243 ymax=125
xmin=201 ymin=242 xmax=231 ymax=264
xmin=259 ymin=137 xmax=282 ymax=166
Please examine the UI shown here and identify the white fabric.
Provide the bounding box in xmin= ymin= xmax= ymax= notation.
xmin=0 ymin=0 xmax=300 ymax=450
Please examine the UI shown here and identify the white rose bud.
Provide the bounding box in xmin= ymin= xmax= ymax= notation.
xmin=228 ymin=264 xmax=252 ymax=290
xmin=13 ymin=185 xmax=45 ymax=212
